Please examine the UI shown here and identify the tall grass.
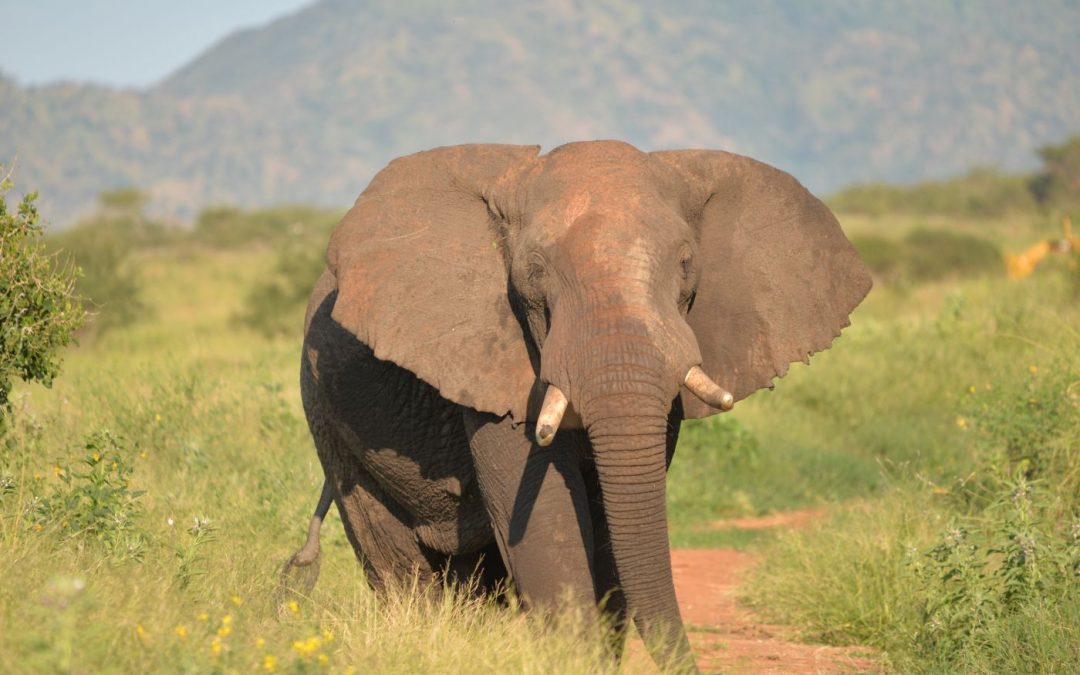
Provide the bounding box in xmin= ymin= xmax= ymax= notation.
xmin=0 ymin=245 xmax=630 ymax=673
xmin=743 ymin=259 xmax=1079 ymax=672
xmin=3 ymin=206 xmax=1076 ymax=671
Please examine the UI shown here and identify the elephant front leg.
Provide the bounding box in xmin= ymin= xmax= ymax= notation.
xmin=463 ymin=410 xmax=597 ymax=615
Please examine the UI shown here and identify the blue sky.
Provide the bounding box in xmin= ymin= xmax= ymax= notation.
xmin=1 ymin=0 xmax=312 ymax=88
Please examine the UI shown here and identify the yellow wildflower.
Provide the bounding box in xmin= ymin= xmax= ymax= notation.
xmin=197 ymin=611 xmax=210 ymax=622
xmin=967 ymin=385 xmax=976 ymax=394
xmin=111 ymin=461 xmax=118 ymax=471
xmin=263 ymin=654 xmax=278 ymax=672
xmin=292 ymin=636 xmax=321 ymax=656
xmin=322 ymin=628 xmax=334 ymax=643
xmin=33 ymin=472 xmax=43 ymax=481
xmin=221 ymin=614 xmax=233 ymax=626
xmin=217 ymin=625 xmax=232 ymax=638
xmin=255 ymin=637 xmax=267 ymax=649
xmin=139 ymin=450 xmax=148 ymax=460
xmin=1029 ymin=364 xmax=1039 ymax=374
xmin=92 ymin=451 xmax=101 ymax=462
xmin=33 ymin=523 xmax=43 ymax=532
xmin=135 ymin=624 xmax=147 ymax=640
xmin=317 ymin=653 xmax=329 ymax=666
xmin=211 ymin=636 xmax=223 ymax=656
xmin=230 ymin=595 xmax=243 ymax=606
xmin=174 ymin=624 xmax=189 ymax=638
xmin=955 ymin=416 xmax=967 ymax=430
xmin=286 ymin=600 xmax=301 ymax=616
xmin=154 ymin=413 xmax=162 ymax=423
xmin=53 ymin=465 xmax=64 ymax=477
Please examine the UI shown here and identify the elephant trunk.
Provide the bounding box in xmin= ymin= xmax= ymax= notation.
xmin=578 ymin=342 xmax=696 ymax=673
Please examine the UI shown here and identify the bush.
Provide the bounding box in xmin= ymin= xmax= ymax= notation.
xmin=850 ymin=234 xmax=905 ymax=282
xmin=234 ymin=220 xmax=330 ymax=337
xmin=27 ymin=430 xmax=149 ymax=561
xmin=850 ymin=228 xmax=1002 ymax=284
xmin=1029 ymin=135 xmax=1080 ymax=211
xmin=0 ymin=172 xmax=84 ymax=424
xmin=194 ymin=204 xmax=340 ymax=249
xmin=43 ymin=188 xmax=172 ymax=335
xmin=48 ymin=217 xmax=148 ymax=334
xmin=829 ymin=168 xmax=1037 ymax=218
xmin=904 ymin=228 xmax=1002 ymax=282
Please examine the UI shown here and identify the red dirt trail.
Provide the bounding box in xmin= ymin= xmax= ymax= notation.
xmin=631 ymin=510 xmax=879 ymax=674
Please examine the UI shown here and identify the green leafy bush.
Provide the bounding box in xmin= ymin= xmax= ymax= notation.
xmin=0 ymin=172 xmax=84 ymax=424
xmin=1029 ymin=135 xmax=1080 ymax=211
xmin=910 ymin=472 xmax=1079 ymax=662
xmin=904 ymin=228 xmax=1003 ymax=282
xmin=28 ymin=430 xmax=149 ymax=561
xmin=829 ymin=168 xmax=1038 ymax=218
xmin=961 ymin=361 xmax=1079 ymax=506
xmin=194 ymin=204 xmax=339 ymax=249
xmin=234 ymin=220 xmax=330 ymax=337
xmin=45 ymin=189 xmax=162 ymax=334
xmin=850 ymin=228 xmax=1002 ymax=284
xmin=850 ymin=234 xmax=905 ymax=282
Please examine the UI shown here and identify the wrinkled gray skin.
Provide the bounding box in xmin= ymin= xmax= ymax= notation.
xmin=281 ymin=141 xmax=871 ymax=672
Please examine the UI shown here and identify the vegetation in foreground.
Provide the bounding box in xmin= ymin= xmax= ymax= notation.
xmin=1 ymin=158 xmax=1078 ymax=671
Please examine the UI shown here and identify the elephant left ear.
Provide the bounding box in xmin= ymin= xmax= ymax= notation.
xmin=652 ymin=150 xmax=872 ymax=419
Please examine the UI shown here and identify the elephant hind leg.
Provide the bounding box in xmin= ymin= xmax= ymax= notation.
xmin=331 ymin=451 xmax=443 ymax=593
xmin=335 ymin=459 xmax=507 ymax=599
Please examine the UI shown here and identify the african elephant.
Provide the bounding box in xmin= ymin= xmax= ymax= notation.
xmin=281 ymin=141 xmax=871 ymax=672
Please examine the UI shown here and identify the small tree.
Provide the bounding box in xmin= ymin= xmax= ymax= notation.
xmin=0 ymin=168 xmax=84 ymax=427
xmin=1029 ymin=135 xmax=1080 ymax=209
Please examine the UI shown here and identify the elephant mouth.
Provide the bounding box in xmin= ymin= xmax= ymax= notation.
xmin=534 ymin=365 xmax=732 ymax=446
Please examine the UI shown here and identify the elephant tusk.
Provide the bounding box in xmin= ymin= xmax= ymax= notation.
xmin=535 ymin=385 xmax=568 ymax=447
xmin=683 ymin=365 xmax=735 ymax=411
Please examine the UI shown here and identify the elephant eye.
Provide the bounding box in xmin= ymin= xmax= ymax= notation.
xmin=679 ymin=251 xmax=694 ymax=281
xmin=527 ymin=257 xmax=547 ymax=284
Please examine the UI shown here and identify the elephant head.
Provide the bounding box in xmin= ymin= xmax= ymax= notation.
xmin=328 ymin=141 xmax=871 ymax=669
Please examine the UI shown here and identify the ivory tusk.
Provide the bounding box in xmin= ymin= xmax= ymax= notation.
xmin=683 ymin=365 xmax=735 ymax=411
xmin=535 ymin=385 xmax=568 ymax=447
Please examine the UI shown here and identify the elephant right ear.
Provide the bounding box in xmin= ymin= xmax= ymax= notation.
xmin=653 ymin=150 xmax=872 ymax=419
xmin=327 ymin=144 xmax=541 ymax=420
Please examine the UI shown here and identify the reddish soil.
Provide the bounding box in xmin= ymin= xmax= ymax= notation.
xmin=629 ymin=509 xmax=879 ymax=674
xmin=672 ymin=549 xmax=878 ymax=674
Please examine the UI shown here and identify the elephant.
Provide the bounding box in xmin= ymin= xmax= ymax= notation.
xmin=280 ymin=140 xmax=871 ymax=672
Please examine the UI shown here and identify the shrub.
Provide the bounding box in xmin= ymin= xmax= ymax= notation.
xmin=903 ymin=228 xmax=1002 ymax=282
xmin=1029 ymin=135 xmax=1080 ymax=211
xmin=28 ymin=430 xmax=149 ymax=561
xmin=0 ymin=171 xmax=84 ymax=425
xmin=194 ymin=204 xmax=340 ymax=249
xmin=829 ymin=168 xmax=1037 ymax=218
xmin=850 ymin=233 xmax=905 ymax=281
xmin=848 ymin=228 xmax=1002 ymax=284
xmin=45 ymin=189 xmax=162 ymax=334
xmin=235 ymin=222 xmax=329 ymax=337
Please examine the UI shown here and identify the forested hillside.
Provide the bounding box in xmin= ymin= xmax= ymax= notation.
xmin=3 ymin=0 xmax=1078 ymax=226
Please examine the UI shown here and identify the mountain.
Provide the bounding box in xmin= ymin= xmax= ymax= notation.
xmin=3 ymin=0 xmax=1078 ymax=227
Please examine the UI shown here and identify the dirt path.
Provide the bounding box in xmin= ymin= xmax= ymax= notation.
xmin=632 ymin=510 xmax=879 ymax=674
xmin=673 ymin=549 xmax=877 ymax=674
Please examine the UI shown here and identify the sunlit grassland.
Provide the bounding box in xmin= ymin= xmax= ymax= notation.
xmin=2 ymin=210 xmax=1077 ymax=671
xmin=1 ymin=245 xmax=628 ymax=673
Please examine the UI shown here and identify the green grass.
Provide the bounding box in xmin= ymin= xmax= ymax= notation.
xmin=2 ymin=209 xmax=1078 ymax=672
